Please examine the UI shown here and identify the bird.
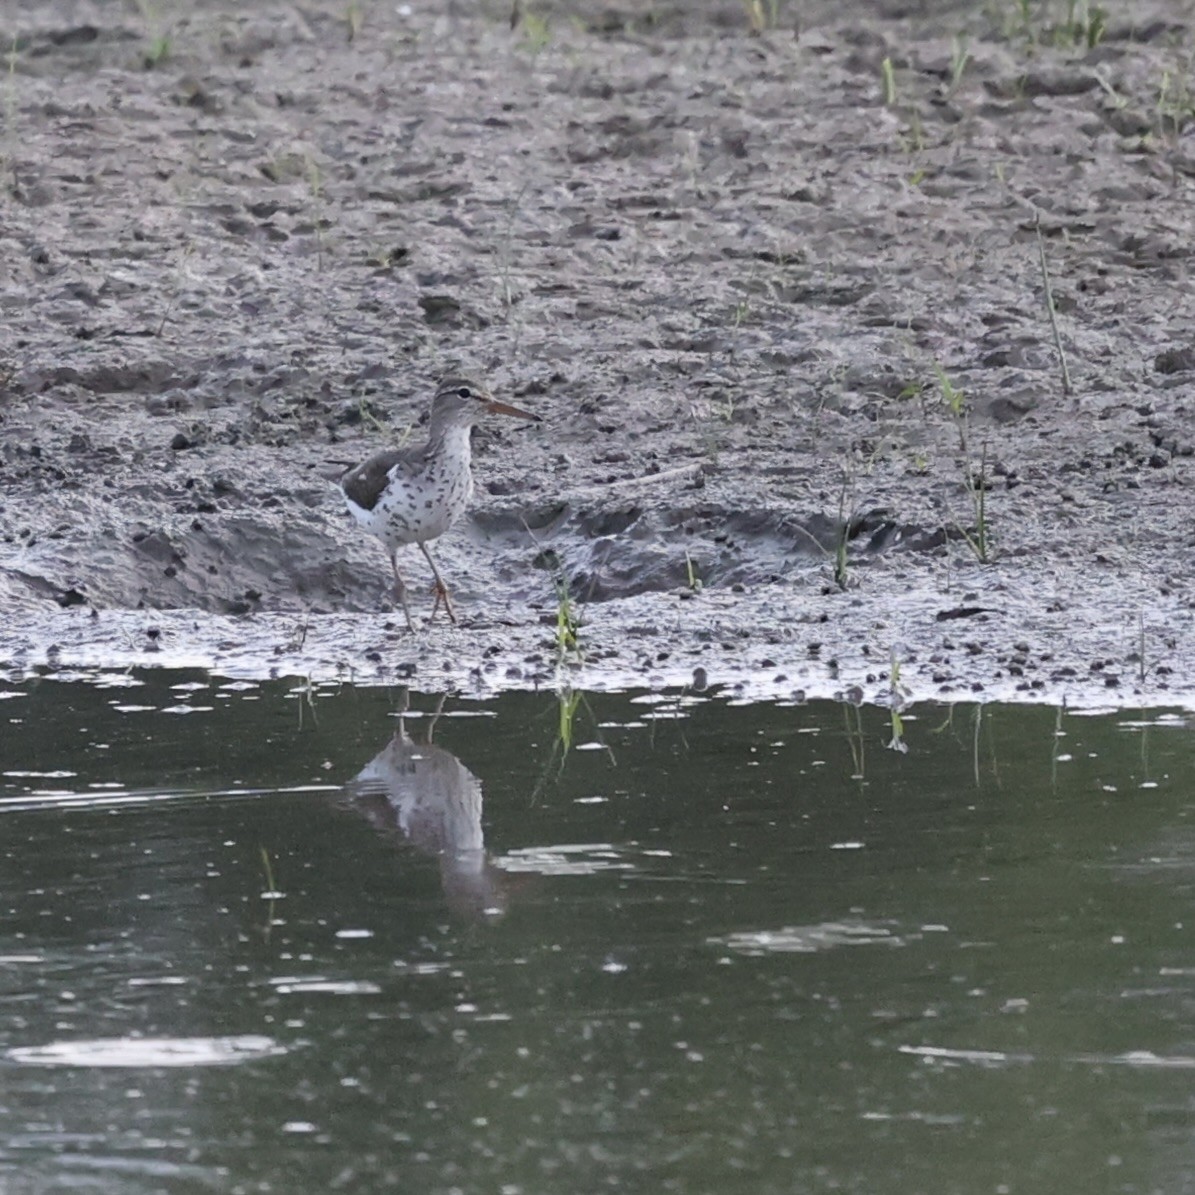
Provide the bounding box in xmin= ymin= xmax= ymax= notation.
xmin=339 ymin=375 xmax=539 ymax=630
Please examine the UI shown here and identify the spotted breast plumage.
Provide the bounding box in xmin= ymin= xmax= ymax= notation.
xmin=339 ymin=375 xmax=539 ymax=630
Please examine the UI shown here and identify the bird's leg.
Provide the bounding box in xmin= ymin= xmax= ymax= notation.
xmin=390 ymin=550 xmax=416 ymax=632
xmin=419 ymin=542 xmax=457 ymax=624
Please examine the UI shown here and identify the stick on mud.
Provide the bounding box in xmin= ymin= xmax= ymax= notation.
xmin=1035 ymin=216 xmax=1072 ymax=398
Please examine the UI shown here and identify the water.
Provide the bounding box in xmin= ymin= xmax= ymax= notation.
xmin=1 ymin=672 xmax=1193 ymax=1194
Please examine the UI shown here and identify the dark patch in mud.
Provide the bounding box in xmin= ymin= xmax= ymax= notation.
xmin=476 ymin=503 xmax=946 ymax=603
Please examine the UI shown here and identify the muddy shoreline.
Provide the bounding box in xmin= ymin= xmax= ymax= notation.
xmin=2 ymin=0 xmax=1194 ymax=707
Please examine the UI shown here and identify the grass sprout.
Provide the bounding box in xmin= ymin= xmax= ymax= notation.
xmin=156 ymin=240 xmax=197 ymax=337
xmin=742 ymin=0 xmax=781 ymax=33
xmin=886 ymin=650 xmax=910 ymax=753
xmin=934 ymin=362 xmax=966 ymax=418
xmin=134 ymin=0 xmax=172 ymax=68
xmin=144 ymin=33 xmax=170 ymax=67
xmin=934 ymin=364 xmax=991 ymax=563
xmin=531 ymin=686 xmax=614 ymax=799
xmin=934 ymin=362 xmax=968 ymax=450
xmin=1011 ymin=0 xmax=1105 ymax=49
xmin=556 ymin=686 xmax=582 ymax=754
xmin=959 ymin=441 xmax=991 ymax=564
xmin=555 ymin=574 xmax=581 ymax=661
xmin=304 ymin=153 xmax=326 ymax=273
xmin=884 ymin=654 xmax=908 ymax=755
xmin=945 ymin=36 xmax=971 ymax=97
xmin=294 ymin=675 xmax=320 ymax=729
xmin=1156 ymin=66 xmax=1195 ymax=140
xmin=843 ymin=703 xmax=866 ymax=782
xmin=1060 ymin=0 xmax=1106 ymax=48
xmin=497 ymin=182 xmax=531 ymax=318
xmin=881 ymin=57 xmax=897 ymax=107
xmin=520 ymin=9 xmax=551 ymax=53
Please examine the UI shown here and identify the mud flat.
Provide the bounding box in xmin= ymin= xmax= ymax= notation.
xmin=2 ymin=0 xmax=1193 ymax=707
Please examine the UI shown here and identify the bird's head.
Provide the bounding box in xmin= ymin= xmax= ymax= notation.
xmin=430 ymin=376 xmax=540 ymax=431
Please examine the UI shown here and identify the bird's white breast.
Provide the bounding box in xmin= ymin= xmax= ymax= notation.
xmin=345 ymin=455 xmax=473 ymax=549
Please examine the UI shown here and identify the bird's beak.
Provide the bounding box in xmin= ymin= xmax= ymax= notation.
xmin=485 ymin=399 xmax=542 ymax=422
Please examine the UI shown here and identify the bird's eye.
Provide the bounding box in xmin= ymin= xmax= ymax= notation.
xmin=457 ymin=386 xmax=472 ymax=399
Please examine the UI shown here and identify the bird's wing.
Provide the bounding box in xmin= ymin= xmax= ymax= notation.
xmin=340 ymin=445 xmax=428 ymax=512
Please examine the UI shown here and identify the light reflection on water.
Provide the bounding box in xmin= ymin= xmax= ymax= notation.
xmin=0 ymin=673 xmax=1193 ymax=1193
xmin=9 ymin=1036 xmax=288 ymax=1067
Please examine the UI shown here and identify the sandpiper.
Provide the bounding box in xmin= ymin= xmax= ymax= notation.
xmin=339 ymin=375 xmax=539 ymax=630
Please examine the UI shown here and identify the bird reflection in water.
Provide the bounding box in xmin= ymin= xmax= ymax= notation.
xmin=342 ymin=693 xmax=508 ymax=920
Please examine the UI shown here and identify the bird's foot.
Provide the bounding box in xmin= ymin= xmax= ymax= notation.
xmin=429 ymin=580 xmax=458 ymax=625
xmin=391 ymin=584 xmax=416 ymax=632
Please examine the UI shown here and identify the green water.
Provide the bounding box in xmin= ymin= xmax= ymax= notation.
xmin=1 ymin=672 xmax=1193 ymax=1194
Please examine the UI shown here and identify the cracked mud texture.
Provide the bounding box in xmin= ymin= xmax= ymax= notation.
xmin=2 ymin=0 xmax=1194 ymax=707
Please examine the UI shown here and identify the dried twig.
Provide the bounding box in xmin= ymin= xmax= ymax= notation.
xmin=1035 ymin=214 xmax=1072 ymax=397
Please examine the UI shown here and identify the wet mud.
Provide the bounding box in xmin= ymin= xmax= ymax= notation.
xmin=2 ymin=0 xmax=1194 ymax=707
